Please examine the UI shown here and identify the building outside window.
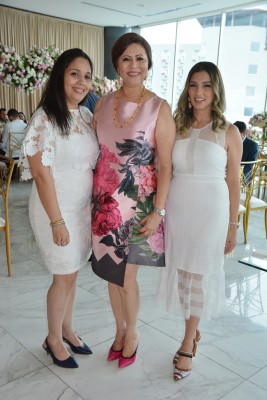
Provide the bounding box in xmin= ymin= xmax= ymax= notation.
xmin=141 ymin=22 xmax=176 ymax=105
xmin=141 ymin=6 xmax=267 ymax=125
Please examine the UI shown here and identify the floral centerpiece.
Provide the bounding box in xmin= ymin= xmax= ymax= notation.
xmin=249 ymin=111 xmax=267 ymax=144
xmin=91 ymin=75 xmax=119 ymax=97
xmin=0 ymin=44 xmax=62 ymax=92
xmin=247 ymin=128 xmax=261 ymax=141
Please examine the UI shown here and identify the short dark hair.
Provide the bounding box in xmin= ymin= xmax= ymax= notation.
xmin=234 ymin=121 xmax=247 ymax=133
xmin=7 ymin=109 xmax=19 ymax=118
xmin=111 ymin=32 xmax=152 ymax=72
xmin=0 ymin=108 xmax=7 ymax=113
xmin=38 ymin=48 xmax=93 ymax=136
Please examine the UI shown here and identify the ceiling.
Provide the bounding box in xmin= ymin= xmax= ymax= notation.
xmin=1 ymin=0 xmax=266 ymax=28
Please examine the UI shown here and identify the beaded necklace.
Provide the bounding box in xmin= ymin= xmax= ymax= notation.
xmin=113 ymin=86 xmax=146 ymax=129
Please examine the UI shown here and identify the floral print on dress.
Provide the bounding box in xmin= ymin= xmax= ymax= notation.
xmin=92 ymin=131 xmax=164 ymax=264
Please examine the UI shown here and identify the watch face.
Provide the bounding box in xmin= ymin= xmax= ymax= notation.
xmin=154 ymin=207 xmax=165 ymax=216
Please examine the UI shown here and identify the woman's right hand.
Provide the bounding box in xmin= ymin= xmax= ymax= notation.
xmin=52 ymin=225 xmax=70 ymax=247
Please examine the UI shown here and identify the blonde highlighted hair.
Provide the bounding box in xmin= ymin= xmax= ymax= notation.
xmin=173 ymin=61 xmax=227 ymax=136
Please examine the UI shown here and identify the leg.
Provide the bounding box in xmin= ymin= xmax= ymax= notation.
xmin=62 ymin=274 xmax=83 ymax=346
xmin=174 ymin=316 xmax=200 ymax=372
xmin=174 ymin=270 xmax=203 ymax=378
xmin=118 ymin=263 xmax=140 ymax=357
xmin=46 ymin=272 xmax=77 ymax=360
xmin=108 ymin=282 xmax=126 ymax=351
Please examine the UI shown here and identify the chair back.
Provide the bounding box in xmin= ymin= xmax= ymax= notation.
xmin=240 ymin=159 xmax=267 ymax=210
xmin=0 ymin=155 xmax=15 ymax=215
xmin=0 ymin=156 xmax=15 ymax=276
xmin=257 ymin=152 xmax=267 ymax=199
xmin=239 ymin=159 xmax=267 ymax=244
xmin=8 ymin=131 xmax=25 ymax=159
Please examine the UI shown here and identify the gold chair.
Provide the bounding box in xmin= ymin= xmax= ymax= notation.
xmin=7 ymin=131 xmax=25 ymax=179
xmin=0 ymin=155 xmax=15 ymax=276
xmin=8 ymin=131 xmax=25 ymax=159
xmin=240 ymin=160 xmax=267 ymax=244
xmin=257 ymin=152 xmax=267 ymax=199
xmin=238 ymin=203 xmax=246 ymax=243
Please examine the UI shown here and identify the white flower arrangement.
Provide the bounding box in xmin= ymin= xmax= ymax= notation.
xmin=0 ymin=44 xmax=62 ymax=92
xmin=249 ymin=111 xmax=267 ymax=141
xmin=249 ymin=111 xmax=267 ymax=130
xmin=247 ymin=128 xmax=261 ymax=141
xmin=0 ymin=45 xmax=118 ymax=96
xmin=91 ymin=75 xmax=119 ymax=97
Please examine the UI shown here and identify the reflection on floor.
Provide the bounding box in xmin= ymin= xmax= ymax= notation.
xmin=0 ymin=180 xmax=267 ymax=400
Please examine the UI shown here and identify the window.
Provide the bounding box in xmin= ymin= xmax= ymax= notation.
xmin=248 ymin=65 xmax=258 ymax=74
xmin=250 ymin=41 xmax=260 ymax=51
xmin=142 ymin=22 xmax=177 ymax=105
xmin=173 ymin=16 xmax=221 ymax=108
xmin=244 ymin=107 xmax=253 ymax=116
xmin=246 ymin=86 xmax=255 ymax=96
xmin=141 ymin=8 xmax=267 ymax=121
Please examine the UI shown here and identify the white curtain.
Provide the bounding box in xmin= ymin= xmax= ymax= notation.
xmin=0 ymin=6 xmax=104 ymax=119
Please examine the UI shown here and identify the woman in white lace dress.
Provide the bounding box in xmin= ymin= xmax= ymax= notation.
xmin=159 ymin=62 xmax=242 ymax=380
xmin=20 ymin=49 xmax=99 ymax=369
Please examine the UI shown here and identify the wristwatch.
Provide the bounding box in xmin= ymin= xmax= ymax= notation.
xmin=153 ymin=207 xmax=166 ymax=217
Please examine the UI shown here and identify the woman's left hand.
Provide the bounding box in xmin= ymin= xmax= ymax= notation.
xmin=138 ymin=212 xmax=162 ymax=237
xmin=224 ymin=226 xmax=237 ymax=254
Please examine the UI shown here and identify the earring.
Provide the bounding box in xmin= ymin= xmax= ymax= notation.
xmin=143 ymin=75 xmax=147 ymax=87
xmin=117 ymin=71 xmax=122 ymax=88
xmin=188 ymin=97 xmax=192 ymax=109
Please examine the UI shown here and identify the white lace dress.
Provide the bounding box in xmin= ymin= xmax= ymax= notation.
xmin=20 ymin=106 xmax=99 ymax=274
xmin=158 ymin=122 xmax=230 ymax=320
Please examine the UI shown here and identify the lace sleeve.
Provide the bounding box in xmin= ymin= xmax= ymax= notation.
xmin=79 ymin=105 xmax=93 ymax=126
xmin=20 ymin=108 xmax=56 ymax=180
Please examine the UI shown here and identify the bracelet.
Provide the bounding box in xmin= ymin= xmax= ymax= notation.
xmin=229 ymin=221 xmax=239 ymax=229
xmin=50 ymin=219 xmax=65 ymax=228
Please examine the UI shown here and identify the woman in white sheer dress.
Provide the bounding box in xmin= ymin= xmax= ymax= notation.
xmin=159 ymin=61 xmax=242 ymax=380
xmin=20 ymin=49 xmax=99 ymax=369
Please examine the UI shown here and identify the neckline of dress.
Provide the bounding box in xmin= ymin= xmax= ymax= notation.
xmin=114 ymin=92 xmax=157 ymax=106
xmin=191 ymin=121 xmax=212 ymax=131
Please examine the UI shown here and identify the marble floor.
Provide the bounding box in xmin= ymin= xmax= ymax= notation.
xmin=0 ymin=180 xmax=267 ymax=400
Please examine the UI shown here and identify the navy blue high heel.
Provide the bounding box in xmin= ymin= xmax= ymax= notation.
xmin=42 ymin=338 xmax=79 ymax=368
xmin=63 ymin=336 xmax=93 ymax=355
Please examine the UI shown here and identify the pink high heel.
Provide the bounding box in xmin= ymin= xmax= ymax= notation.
xmin=118 ymin=346 xmax=138 ymax=368
xmin=107 ymin=345 xmax=123 ymax=361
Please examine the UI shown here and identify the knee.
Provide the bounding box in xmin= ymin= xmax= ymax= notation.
xmin=120 ymin=276 xmax=137 ymax=295
xmin=54 ymin=273 xmax=77 ymax=289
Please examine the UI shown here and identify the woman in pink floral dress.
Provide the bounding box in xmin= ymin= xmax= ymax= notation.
xmin=91 ymin=33 xmax=176 ymax=368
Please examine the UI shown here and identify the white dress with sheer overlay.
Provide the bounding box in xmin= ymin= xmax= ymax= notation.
xmin=20 ymin=106 xmax=99 ymax=274
xmin=158 ymin=122 xmax=230 ymax=320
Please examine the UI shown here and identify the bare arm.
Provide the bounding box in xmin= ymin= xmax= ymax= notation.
xmin=224 ymin=123 xmax=243 ymax=254
xmin=27 ymin=151 xmax=70 ymax=246
xmin=139 ymin=100 xmax=176 ymax=236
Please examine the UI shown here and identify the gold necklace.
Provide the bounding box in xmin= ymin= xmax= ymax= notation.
xmin=113 ymin=86 xmax=146 ymax=129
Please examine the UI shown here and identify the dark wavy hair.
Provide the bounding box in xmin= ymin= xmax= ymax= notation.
xmin=38 ymin=48 xmax=93 ymax=136
xmin=111 ymin=32 xmax=152 ymax=72
xmin=173 ymin=61 xmax=226 ymax=136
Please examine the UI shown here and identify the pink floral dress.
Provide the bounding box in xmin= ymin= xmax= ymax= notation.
xmin=91 ymin=92 xmax=165 ymax=286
